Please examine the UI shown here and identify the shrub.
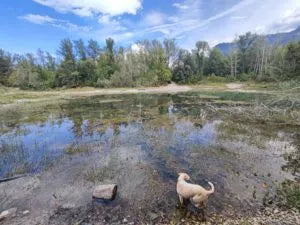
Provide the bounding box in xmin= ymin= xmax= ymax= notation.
xmin=237 ymin=73 xmax=252 ymax=82
xmin=203 ymin=74 xmax=228 ymax=83
xmin=96 ymin=78 xmax=111 ymax=88
xmin=277 ymin=180 xmax=300 ymax=210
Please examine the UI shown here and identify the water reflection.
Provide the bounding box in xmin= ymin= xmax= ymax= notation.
xmin=0 ymin=94 xmax=218 ymax=177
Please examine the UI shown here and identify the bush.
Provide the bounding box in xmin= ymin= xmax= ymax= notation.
xmin=237 ymin=73 xmax=253 ymax=82
xmin=203 ymin=74 xmax=228 ymax=83
xmin=96 ymin=78 xmax=111 ymax=88
xmin=269 ymin=80 xmax=300 ymax=90
xmin=277 ymin=180 xmax=300 ymax=210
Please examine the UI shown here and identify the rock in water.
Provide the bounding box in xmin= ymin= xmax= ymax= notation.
xmin=0 ymin=208 xmax=17 ymax=221
xmin=93 ymin=184 xmax=117 ymax=200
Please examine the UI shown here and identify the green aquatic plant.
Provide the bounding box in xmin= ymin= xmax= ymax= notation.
xmin=64 ymin=144 xmax=90 ymax=155
xmin=84 ymin=166 xmax=112 ymax=183
xmin=277 ymin=180 xmax=300 ymax=210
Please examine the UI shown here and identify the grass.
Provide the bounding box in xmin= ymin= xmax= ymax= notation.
xmin=84 ymin=166 xmax=113 ymax=183
xmin=277 ymin=180 xmax=300 ymax=210
xmin=1 ymin=82 xmax=298 ymax=106
xmin=64 ymin=144 xmax=90 ymax=155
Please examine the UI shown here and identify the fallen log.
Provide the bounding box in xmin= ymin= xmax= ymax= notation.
xmin=92 ymin=184 xmax=117 ymax=200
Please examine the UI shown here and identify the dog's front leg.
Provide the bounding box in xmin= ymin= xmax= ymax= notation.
xmin=178 ymin=195 xmax=184 ymax=205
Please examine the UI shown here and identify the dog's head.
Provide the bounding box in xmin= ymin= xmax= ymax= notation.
xmin=178 ymin=173 xmax=190 ymax=181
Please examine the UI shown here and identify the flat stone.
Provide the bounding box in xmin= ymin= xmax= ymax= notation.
xmin=61 ymin=203 xmax=75 ymax=209
xmin=0 ymin=208 xmax=17 ymax=220
xmin=22 ymin=210 xmax=30 ymax=215
xmin=92 ymin=184 xmax=117 ymax=200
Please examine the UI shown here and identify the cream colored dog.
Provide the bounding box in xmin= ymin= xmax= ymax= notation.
xmin=176 ymin=173 xmax=215 ymax=208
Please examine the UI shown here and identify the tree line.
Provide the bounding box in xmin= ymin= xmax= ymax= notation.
xmin=0 ymin=32 xmax=299 ymax=89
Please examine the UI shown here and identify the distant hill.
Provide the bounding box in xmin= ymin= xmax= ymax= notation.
xmin=216 ymin=26 xmax=300 ymax=55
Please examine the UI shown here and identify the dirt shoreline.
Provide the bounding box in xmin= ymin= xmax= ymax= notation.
xmin=0 ymin=82 xmax=271 ymax=107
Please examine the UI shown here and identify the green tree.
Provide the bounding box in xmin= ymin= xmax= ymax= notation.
xmin=0 ymin=49 xmax=12 ymax=84
xmin=194 ymin=41 xmax=210 ymax=77
xmin=55 ymin=60 xmax=79 ymax=87
xmin=105 ymin=38 xmax=115 ymax=64
xmin=95 ymin=38 xmax=116 ymax=81
xmin=55 ymin=39 xmax=77 ymax=87
xmin=57 ymin=39 xmax=76 ymax=64
xmin=74 ymin=39 xmax=87 ymax=61
xmin=236 ymin=32 xmax=258 ymax=74
xmin=172 ymin=49 xmax=196 ymax=83
xmin=77 ymin=59 xmax=96 ymax=85
xmin=285 ymin=42 xmax=300 ymax=79
xmin=205 ymin=48 xmax=229 ymax=76
xmin=87 ymin=39 xmax=101 ymax=60
xmin=8 ymin=54 xmax=37 ymax=89
xmin=45 ymin=52 xmax=56 ymax=71
xmin=163 ymin=38 xmax=178 ymax=67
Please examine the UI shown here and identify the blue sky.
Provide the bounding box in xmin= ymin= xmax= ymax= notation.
xmin=1 ymin=0 xmax=300 ymax=54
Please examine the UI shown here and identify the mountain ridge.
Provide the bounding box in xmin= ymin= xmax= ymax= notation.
xmin=216 ymin=26 xmax=300 ymax=55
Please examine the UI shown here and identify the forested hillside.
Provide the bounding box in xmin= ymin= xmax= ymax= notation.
xmin=0 ymin=31 xmax=299 ymax=90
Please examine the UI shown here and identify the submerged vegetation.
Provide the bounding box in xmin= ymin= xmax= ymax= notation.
xmin=0 ymin=32 xmax=300 ymax=90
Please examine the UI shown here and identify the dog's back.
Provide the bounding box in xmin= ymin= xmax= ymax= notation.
xmin=177 ymin=173 xmax=214 ymax=198
xmin=177 ymin=179 xmax=212 ymax=198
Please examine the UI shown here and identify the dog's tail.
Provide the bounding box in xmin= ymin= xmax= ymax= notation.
xmin=207 ymin=182 xmax=215 ymax=194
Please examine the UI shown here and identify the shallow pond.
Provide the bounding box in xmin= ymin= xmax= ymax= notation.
xmin=0 ymin=91 xmax=299 ymax=224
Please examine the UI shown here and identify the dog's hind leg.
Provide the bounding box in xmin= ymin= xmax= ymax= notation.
xmin=192 ymin=194 xmax=206 ymax=209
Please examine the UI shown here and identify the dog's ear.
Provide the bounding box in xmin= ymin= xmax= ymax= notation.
xmin=186 ymin=174 xmax=191 ymax=180
xmin=178 ymin=172 xmax=183 ymax=176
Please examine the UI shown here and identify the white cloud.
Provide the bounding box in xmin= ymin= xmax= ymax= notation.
xmin=142 ymin=0 xmax=256 ymax=39
xmin=173 ymin=3 xmax=189 ymax=10
xmin=32 ymin=0 xmax=142 ymax=17
xmin=25 ymin=0 xmax=300 ymax=49
xmin=230 ymin=16 xmax=247 ymax=20
xmin=20 ymin=14 xmax=55 ymax=24
xmin=168 ymin=16 xmax=180 ymax=23
xmin=143 ymin=11 xmax=166 ymax=26
xmin=135 ymin=0 xmax=300 ymax=48
xmin=20 ymin=14 xmax=91 ymax=33
xmin=98 ymin=15 xmax=111 ymax=25
xmin=131 ymin=43 xmax=144 ymax=52
xmin=98 ymin=15 xmax=126 ymax=31
xmin=266 ymin=8 xmax=300 ymax=33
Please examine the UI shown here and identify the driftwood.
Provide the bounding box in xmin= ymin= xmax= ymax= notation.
xmin=92 ymin=184 xmax=117 ymax=200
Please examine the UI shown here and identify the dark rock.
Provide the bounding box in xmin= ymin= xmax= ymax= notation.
xmin=194 ymin=123 xmax=203 ymax=128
